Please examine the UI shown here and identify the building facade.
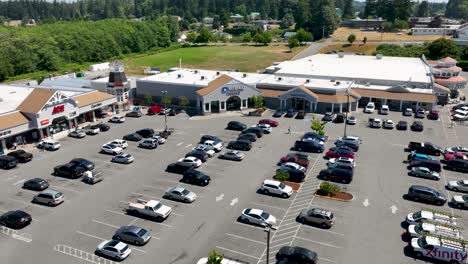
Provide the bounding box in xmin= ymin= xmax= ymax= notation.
xmin=429 ymin=57 xmax=467 ymax=98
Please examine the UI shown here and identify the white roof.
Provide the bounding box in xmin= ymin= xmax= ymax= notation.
xmin=273 ymin=54 xmax=432 ymax=84
xmin=0 ymin=85 xmax=35 ymax=114
xmin=258 ymin=74 xmax=353 ymax=91
xmin=248 ymin=208 xmax=263 ymax=216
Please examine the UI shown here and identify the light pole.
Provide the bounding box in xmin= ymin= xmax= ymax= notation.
xmin=344 ymin=87 xmax=351 ymax=138
xmin=264 ymin=224 xmax=277 ymax=264
xmin=162 ymin=90 xmax=168 ymax=132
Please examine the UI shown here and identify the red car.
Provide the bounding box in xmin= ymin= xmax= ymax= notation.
xmin=427 ymin=110 xmax=439 ymax=120
xmin=259 ymin=119 xmax=279 ymax=127
xmin=279 ymin=154 xmax=309 ymax=168
xmin=325 ymin=147 xmax=354 ymax=159
xmin=444 ymin=152 xmax=468 ymax=161
xmin=147 ymin=105 xmax=163 ymax=115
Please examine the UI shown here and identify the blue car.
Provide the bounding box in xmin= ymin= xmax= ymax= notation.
xmin=273 ymin=110 xmax=283 ymax=117
xmin=407 ymin=151 xmax=436 ymax=162
xmin=302 ymin=132 xmax=327 ymax=142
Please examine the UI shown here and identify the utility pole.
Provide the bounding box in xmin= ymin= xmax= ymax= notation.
xmin=264 ymin=224 xmax=277 ymax=264
xmin=344 ymin=87 xmax=351 ymax=138
xmin=162 ymin=90 xmax=168 ymax=132
xmin=322 ymin=26 xmax=325 ymax=39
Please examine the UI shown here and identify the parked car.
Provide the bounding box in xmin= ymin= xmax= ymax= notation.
xmin=240 ymin=208 xmax=276 ymax=227
xmin=185 ymin=150 xmax=209 ymax=162
xmin=295 ymin=110 xmax=305 ymax=119
xmin=368 ymin=118 xmax=382 ymax=128
xmin=409 ymin=159 xmax=442 ymax=172
xmin=334 ymin=141 xmax=359 ymax=152
xmin=33 ymin=190 xmax=64 ymax=206
xmin=136 ymin=128 xmax=155 ymax=138
xmin=279 ymin=153 xmax=309 ymax=168
xmin=379 ymin=105 xmax=389 ymax=115
xmin=325 ymin=147 xmax=354 ymax=159
xmin=364 ymin=102 xmax=375 ymax=113
xmin=445 ymin=146 xmax=468 ymax=155
xmin=452 ymin=195 xmax=468 ymax=209
xmin=168 ymin=108 xmax=182 ymax=116
xmin=126 ymin=111 xmax=142 ymax=118
xmin=194 ymin=145 xmax=216 ymax=157
xmin=152 ymin=135 xmax=166 ymax=144
xmin=334 ymin=113 xmax=345 ymax=123
xmin=411 ymin=121 xmax=424 ymax=132
xmin=280 ymin=162 xmax=306 ymax=173
xmin=285 ymin=109 xmax=296 ymax=118
xmin=396 ymin=120 xmax=408 ymax=130
xmin=327 ymin=157 xmax=355 ymax=169
xmin=276 ymin=167 xmax=305 ymax=183
xmin=403 ymin=108 xmax=413 ymax=116
xmin=101 ymin=144 xmax=123 ymax=155
xmin=147 ymin=105 xmax=163 ymax=115
xmin=96 ymin=240 xmax=131 ymax=261
xmin=164 ymin=186 xmax=197 ymax=203
xmin=108 ymin=139 xmax=128 ymax=149
xmin=298 ymin=208 xmax=335 ymax=228
xmin=276 ymin=246 xmax=318 ymax=264
xmin=409 ymin=167 xmax=440 ymax=180
xmin=200 ymin=140 xmax=223 ymax=152
xmin=383 ymin=119 xmax=395 ymax=129
xmin=259 ymin=119 xmax=278 ymax=127
xmin=408 ymin=142 xmax=442 ymax=156
xmin=446 ymin=180 xmax=468 ymax=193
xmin=273 ymin=110 xmax=283 ymax=117
xmin=219 ymin=150 xmax=245 ymax=161
xmin=96 ymin=123 xmax=110 ymax=132
xmin=238 ymin=133 xmax=257 ymax=142
xmin=259 ymin=180 xmax=293 ymax=198
xmin=0 ymin=210 xmax=32 ymax=229
xmin=407 ymin=151 xmax=436 ymax=162
xmin=241 ymin=127 xmax=263 ymax=138
xmin=226 ymin=121 xmax=247 ymax=131
xmin=319 ymin=167 xmax=353 ymax=183
xmin=138 ymin=138 xmax=158 ymax=149
xmin=445 ymin=159 xmax=468 ymax=173
xmin=177 ymin=157 xmax=202 ymax=168
xmin=443 ymin=151 xmax=467 ymax=161
xmin=256 ymin=124 xmax=272 ymax=134
xmin=23 ymin=178 xmax=49 ymax=191
xmin=83 ymin=125 xmax=100 ymax=135
xmin=37 ymin=139 xmax=61 ymax=151
xmin=54 ymin=163 xmax=87 ymax=179
xmin=159 ymin=108 xmax=171 ymax=115
xmin=113 ymin=226 xmax=151 ymax=245
xmin=199 ymin=135 xmax=223 ymax=144
xmin=227 ymin=140 xmax=252 ymax=151
xmin=346 ymin=116 xmax=357 ymax=125
xmin=303 ymin=132 xmax=327 ymax=142
xmin=415 ymin=108 xmax=426 ymax=118
xmin=109 ymin=115 xmax=125 ymax=123
xmin=166 ymin=162 xmax=195 ymax=174
xmin=123 ymin=133 xmax=143 ymax=142
xmin=69 ymin=158 xmax=95 ymax=170
xmin=0 ymin=155 xmax=18 ymax=169
xmin=111 ymin=153 xmax=134 ymax=164
xmin=322 ymin=112 xmax=334 ymax=121
xmin=182 ymin=170 xmax=211 ymax=186
xmin=7 ymin=150 xmax=33 ymax=163
xmin=427 ymin=110 xmax=439 ymax=120
xmin=336 ymin=135 xmax=362 ymax=145
xmin=407 ymin=185 xmax=447 ymax=205
xmin=68 ymin=130 xmax=86 ymax=138
xmin=294 ymin=140 xmax=324 ymax=153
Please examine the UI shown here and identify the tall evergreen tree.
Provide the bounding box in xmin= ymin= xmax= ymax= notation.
xmin=416 ymin=1 xmax=429 ymax=17
xmin=342 ymin=0 xmax=354 ymax=19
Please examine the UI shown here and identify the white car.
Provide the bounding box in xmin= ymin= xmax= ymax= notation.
xmin=194 ymin=145 xmax=215 ymax=157
xmin=364 ymin=102 xmax=375 ymax=113
xmin=446 ymin=180 xmax=468 ymax=193
xmin=83 ymin=125 xmax=100 ymax=135
xmin=178 ymin=157 xmax=202 ymax=168
xmin=96 ymin=240 xmax=131 ymax=261
xmin=302 ymin=137 xmax=324 ymax=145
xmin=101 ymin=144 xmax=123 ymax=155
xmin=139 ymin=138 xmax=158 ymax=149
xmin=201 ymin=140 xmax=223 ymax=152
xmin=445 ymin=146 xmax=468 ymax=154
xmin=152 ymin=135 xmax=166 ymax=144
xmin=259 ymin=180 xmax=293 ymax=198
xmin=68 ymin=129 xmax=86 ymax=138
xmin=379 ymin=105 xmax=389 ymax=115
xmin=108 ymin=139 xmax=128 ymax=149
xmin=112 ymin=153 xmax=134 ymax=164
xmin=256 ymin=124 xmax=272 ymax=134
xmin=240 ymin=208 xmax=276 ymax=227
xmin=327 ymin=157 xmax=355 ymax=168
xmin=280 ymin=162 xmax=306 ymax=173
xmin=346 ymin=116 xmax=357 ymax=125
xmin=110 ymin=115 xmax=125 ymax=123
xmin=37 ymin=139 xmax=61 ymax=150
xmin=403 ymin=108 xmax=413 ymax=116
xmin=383 ymin=119 xmax=394 ymax=129
xmin=370 ymin=118 xmax=382 ymax=128
xmin=336 ymin=136 xmax=362 ymax=145
xmin=164 ymin=186 xmax=197 ymax=203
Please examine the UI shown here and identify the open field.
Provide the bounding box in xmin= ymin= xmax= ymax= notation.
xmin=123 ymin=44 xmax=307 ymax=75
xmin=332 ymin=27 xmax=450 ymax=42
xmin=318 ymin=44 xmax=378 ymax=55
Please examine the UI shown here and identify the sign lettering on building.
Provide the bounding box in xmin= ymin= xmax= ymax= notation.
xmin=69 ymin=111 xmax=77 ymax=117
xmin=40 ymin=119 xmax=49 ymax=126
xmin=289 ymin=93 xmax=306 ymax=98
xmin=221 ymin=86 xmax=244 ymax=96
xmin=91 ymin=102 xmax=102 ymax=109
xmin=52 ymin=105 xmax=65 ymax=114
xmin=0 ymin=130 xmax=12 ymax=137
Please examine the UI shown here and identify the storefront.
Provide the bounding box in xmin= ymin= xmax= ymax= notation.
xmin=73 ymin=91 xmax=117 ymax=124
xmin=0 ymin=111 xmax=30 ymax=154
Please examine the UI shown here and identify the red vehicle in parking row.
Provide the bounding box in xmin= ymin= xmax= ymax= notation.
xmin=443 ymin=151 xmax=468 ymax=161
xmin=325 ymin=147 xmax=355 ymax=159
xmin=279 ymin=153 xmax=309 ymax=168
xmin=147 ymin=105 xmax=164 ymax=115
xmin=258 ymin=119 xmax=279 ymax=127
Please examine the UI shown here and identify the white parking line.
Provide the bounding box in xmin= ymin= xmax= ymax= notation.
xmin=269 ymin=241 xmax=292 ymax=249
xmin=9 ymin=198 xmax=54 ymax=212
xmin=271 ymin=235 xmax=295 ymax=244
xmin=250 ymin=202 xmax=288 ymax=212
xmin=216 ymin=246 xmax=260 ymax=260
xmin=143 ymin=185 xmax=167 ymax=191
xmin=273 ymin=230 xmax=297 ymax=238
xmin=12 ymin=179 xmax=26 ymax=186
xmin=319 ymin=257 xmax=338 ymax=263
xmin=105 ymin=209 xmax=173 ymax=228
xmin=294 ymin=236 xmax=342 ymax=248
xmin=185 ymin=144 xmax=192 ymax=148
xmin=225 ymin=233 xmax=266 ymax=245
xmin=299 ymin=224 xmax=345 ymax=236
xmin=276 ymin=225 xmax=298 ymax=233
xmin=234 ymin=222 xmax=268 ymax=231
xmin=128 ymin=218 xmax=138 ymax=225
xmin=76 ymin=231 xmax=147 ymax=253
xmin=277 ymin=221 xmax=298 ymax=228
xmin=92 ymin=219 xmax=119 ymax=229
xmin=177 ymin=142 xmax=184 ymax=146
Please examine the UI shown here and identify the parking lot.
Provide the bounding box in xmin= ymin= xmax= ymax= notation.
xmin=1 ymin=100 xmax=468 ymax=264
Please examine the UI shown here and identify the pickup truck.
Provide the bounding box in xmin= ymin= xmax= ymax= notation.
xmin=127 ymin=199 xmax=172 ymax=221
xmin=82 ymin=170 xmax=103 ymax=184
xmin=407 ymin=142 xmax=442 ymax=156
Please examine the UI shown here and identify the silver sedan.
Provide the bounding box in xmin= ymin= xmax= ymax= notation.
xmin=111 ymin=153 xmax=134 ymax=164
xmin=164 ymin=186 xmax=197 ymax=203
xmin=219 ymin=150 xmax=245 ymax=161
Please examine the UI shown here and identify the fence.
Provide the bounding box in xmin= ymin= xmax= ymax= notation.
xmin=0 ymin=225 xmax=32 ymax=243
xmin=54 ymin=244 xmax=116 ymax=264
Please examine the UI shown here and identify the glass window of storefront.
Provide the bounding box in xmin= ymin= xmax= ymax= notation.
xmin=50 ymin=116 xmax=69 ymax=134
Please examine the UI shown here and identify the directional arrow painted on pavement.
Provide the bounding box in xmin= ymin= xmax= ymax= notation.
xmin=390 ymin=205 xmax=398 ymax=214
xmin=230 ymin=198 xmax=238 ymax=206
xmin=362 ymin=198 xmax=370 ymax=207
xmin=216 ymin=194 xmax=224 ymax=202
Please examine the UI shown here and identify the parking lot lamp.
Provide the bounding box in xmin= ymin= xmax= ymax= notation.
xmin=344 ymin=87 xmax=351 ymax=138
xmin=264 ymin=224 xmax=277 ymax=264
xmin=162 ymin=90 xmax=168 ymax=132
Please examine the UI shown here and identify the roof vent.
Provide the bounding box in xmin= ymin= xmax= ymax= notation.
xmin=201 ymin=76 xmax=205 ymax=80
xmin=376 ymin=54 xmax=383 ymax=60
xmin=278 ymin=77 xmax=282 ymax=81
xmin=194 ymin=70 xmax=199 ymax=74
xmin=365 ymin=82 xmax=370 ymax=86
xmin=216 ymin=71 xmax=220 ymax=75
xmin=338 ymin=52 xmax=344 ymax=58
xmin=306 ymin=79 xmax=310 ymax=83
xmin=335 ymin=81 xmax=341 ymax=85
xmin=330 ymin=79 xmax=335 ymax=82
xmin=177 ymin=74 xmax=182 ymax=78
xmin=243 ymin=73 xmax=247 ymax=78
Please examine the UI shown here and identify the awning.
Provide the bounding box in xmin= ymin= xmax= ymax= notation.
xmin=352 ymin=88 xmax=436 ymax=103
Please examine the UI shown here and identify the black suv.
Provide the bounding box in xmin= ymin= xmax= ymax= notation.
xmin=411 ymin=121 xmax=424 ymax=132
xmin=227 ymin=140 xmax=252 ymax=151
xmin=96 ymin=123 xmax=110 ymax=132
xmin=319 ymin=167 xmax=353 ymax=184
xmin=0 ymin=210 xmax=32 ymax=229
xmin=7 ymin=150 xmax=33 ymax=163
xmin=200 ymin=135 xmax=222 ymax=144
xmin=241 ymin=127 xmax=263 ymax=138
xmin=166 ymin=162 xmax=195 ymax=174
xmin=238 ymin=133 xmax=257 ymax=142
xmin=123 ymin=133 xmax=143 ymax=142
xmin=0 ymin=155 xmax=18 ymax=169
xmin=334 ymin=113 xmax=345 ymax=123
xmin=69 ymin=158 xmax=95 ymax=170
xmin=136 ymin=128 xmax=155 ymax=138
xmin=285 ymin=109 xmax=296 ymax=118
xmin=294 ymin=141 xmax=324 ymax=153
xmin=276 ymin=167 xmax=305 ymax=183
xmin=226 ymin=121 xmax=247 ymax=131
xmin=276 ymin=246 xmax=318 ymax=264
xmin=182 ymin=170 xmax=211 ymax=186
xmin=295 ymin=110 xmax=305 ymax=119
xmin=407 ymin=185 xmax=446 ymax=205
xmin=446 ymin=159 xmax=468 ymax=173
xmin=53 ymin=163 xmax=87 ymax=178
xmin=396 ymin=120 xmax=407 ymax=130
xmin=409 ymin=159 xmax=442 ymax=172
xmin=185 ymin=150 xmax=209 ymax=162
xmin=334 ymin=140 xmax=359 ymax=152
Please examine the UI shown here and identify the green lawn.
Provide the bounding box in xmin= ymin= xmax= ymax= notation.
xmin=124 ymin=44 xmax=307 ymax=75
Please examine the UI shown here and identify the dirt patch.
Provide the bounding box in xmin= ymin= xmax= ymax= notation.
xmin=332 ymin=27 xmax=449 ymax=42
xmin=315 ymin=191 xmax=354 ymax=201
xmin=284 ymin=181 xmax=302 ymax=192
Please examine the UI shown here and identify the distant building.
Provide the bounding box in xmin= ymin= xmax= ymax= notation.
xmin=214 ymin=32 xmax=233 ymax=40
xmin=341 ymin=18 xmax=385 ymax=29
xmin=283 ymin=32 xmax=297 ymax=40
xmin=453 ymin=23 xmax=468 ymax=46
xmin=202 ymin=17 xmax=214 ymax=29
xmin=411 ymin=25 xmax=460 ymax=36
xmin=233 ymin=23 xmax=254 ymax=29
xmin=408 ymin=17 xmax=433 ymax=28
xmin=249 ymin=12 xmax=261 ymax=20
xmin=230 ymin=14 xmax=244 ymax=22
xmin=335 ymin=8 xmax=343 ymax=17
xmin=429 ymin=57 xmax=467 ymax=98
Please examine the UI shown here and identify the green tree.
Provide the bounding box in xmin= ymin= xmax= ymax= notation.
xmin=253 ymin=32 xmax=264 ymax=45
xmin=187 ymin=32 xmax=197 ymax=43
xmin=142 ymin=95 xmax=153 ymax=106
xmin=347 ymin=34 xmax=356 ymax=44
xmin=363 ymin=36 xmax=368 ymax=45
xmin=288 ymin=37 xmax=299 ymax=51
xmin=178 ymin=96 xmax=190 ymax=107
xmin=342 ymin=0 xmax=354 ymax=19
xmin=280 ymin=13 xmax=294 ymax=29
xmin=393 ymin=19 xmax=409 ymax=30
xmin=241 ymin=32 xmax=252 ymax=43
xmin=207 ymin=250 xmax=224 ymax=264
xmin=274 ymin=171 xmax=290 ymax=182
xmin=364 ymin=0 xmax=378 ymax=18
xmin=310 ymin=117 xmax=327 ymax=136
xmin=425 ymin=38 xmax=461 ymax=60
xmin=250 ymin=95 xmax=265 ymax=108
xmin=307 ymin=0 xmax=338 ymax=40
xmin=295 ymin=28 xmax=313 ymax=44
xmin=416 ymin=1 xmax=429 ymax=17
xmin=261 ymin=31 xmax=272 ymax=45
xmin=461 ymin=46 xmax=468 ymax=60
xmin=318 ymin=182 xmax=341 ymax=196
xmin=445 ymin=0 xmax=468 ymax=19
xmin=196 ymin=27 xmax=213 ymax=44
xmin=162 ymin=96 xmax=173 ymax=105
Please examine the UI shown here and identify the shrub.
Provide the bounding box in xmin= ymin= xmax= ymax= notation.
xmin=274 ymin=172 xmax=290 ymax=182
xmin=317 ymin=182 xmax=341 ymax=196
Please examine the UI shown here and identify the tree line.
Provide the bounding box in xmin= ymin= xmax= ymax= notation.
xmin=0 ymin=17 xmax=178 ymax=81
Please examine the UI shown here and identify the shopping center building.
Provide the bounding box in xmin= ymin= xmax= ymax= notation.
xmin=136 ymin=53 xmax=451 ymax=114
xmin=0 ymin=85 xmax=116 ymax=153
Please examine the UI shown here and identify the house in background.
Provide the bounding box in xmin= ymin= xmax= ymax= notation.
xmin=453 ymin=23 xmax=468 ymax=46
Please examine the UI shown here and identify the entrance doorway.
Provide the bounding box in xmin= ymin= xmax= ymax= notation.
xmin=50 ymin=116 xmax=69 ymax=135
xmin=288 ymin=97 xmax=309 ymax=111
xmin=226 ymin=96 xmax=241 ymax=111
xmin=211 ymin=101 xmax=220 ymax=113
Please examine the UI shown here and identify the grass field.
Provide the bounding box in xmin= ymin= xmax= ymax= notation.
xmin=318 ymin=44 xmax=378 ymax=55
xmin=331 ymin=27 xmax=449 ymax=42
xmin=123 ymin=44 xmax=307 ymax=75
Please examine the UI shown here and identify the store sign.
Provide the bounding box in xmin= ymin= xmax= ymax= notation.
xmin=289 ymin=93 xmax=306 ymax=98
xmin=91 ymin=102 xmax=102 ymax=109
xmin=0 ymin=130 xmax=12 ymax=137
xmin=52 ymin=105 xmax=65 ymax=115
xmin=221 ymin=86 xmax=244 ymax=96
xmin=40 ymin=119 xmax=49 ymax=126
xmin=69 ymin=111 xmax=77 ymax=117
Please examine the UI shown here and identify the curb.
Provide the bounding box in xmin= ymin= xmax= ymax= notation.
xmin=314 ymin=193 xmax=354 ymax=202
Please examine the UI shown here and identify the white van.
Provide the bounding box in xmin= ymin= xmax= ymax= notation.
xmin=411 ymin=235 xmax=468 ymax=263
xmin=364 ymin=102 xmax=375 ymax=113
